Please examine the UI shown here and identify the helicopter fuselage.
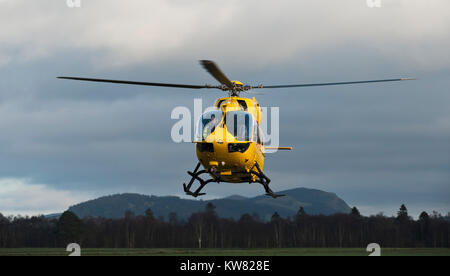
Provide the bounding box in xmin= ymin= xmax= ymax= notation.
xmin=195 ymin=96 xmax=265 ymax=183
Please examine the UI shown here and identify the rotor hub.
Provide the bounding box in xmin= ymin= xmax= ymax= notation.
xmin=218 ymin=80 xmax=253 ymax=96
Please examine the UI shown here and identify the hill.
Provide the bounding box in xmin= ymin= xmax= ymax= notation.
xmin=68 ymin=187 xmax=351 ymax=221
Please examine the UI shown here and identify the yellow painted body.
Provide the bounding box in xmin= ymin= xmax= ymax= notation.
xmin=196 ymin=96 xmax=265 ymax=183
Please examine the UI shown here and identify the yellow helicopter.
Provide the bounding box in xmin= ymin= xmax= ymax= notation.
xmin=58 ymin=60 xmax=413 ymax=198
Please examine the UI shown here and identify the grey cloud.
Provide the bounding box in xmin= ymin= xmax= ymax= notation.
xmin=0 ymin=0 xmax=449 ymax=215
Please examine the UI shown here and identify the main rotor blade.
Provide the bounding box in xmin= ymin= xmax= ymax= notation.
xmin=255 ymin=78 xmax=416 ymax=89
xmin=200 ymin=60 xmax=234 ymax=88
xmin=57 ymin=77 xmax=219 ymax=89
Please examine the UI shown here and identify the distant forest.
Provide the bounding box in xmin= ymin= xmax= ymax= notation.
xmin=0 ymin=204 xmax=449 ymax=248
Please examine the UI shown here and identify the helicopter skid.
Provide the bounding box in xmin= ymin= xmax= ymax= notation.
xmin=183 ymin=162 xmax=220 ymax=198
xmin=250 ymin=162 xmax=285 ymax=199
xmin=183 ymin=162 xmax=284 ymax=199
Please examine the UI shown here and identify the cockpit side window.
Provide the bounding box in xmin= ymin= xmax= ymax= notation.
xmin=196 ymin=110 xmax=223 ymax=141
xmin=225 ymin=111 xmax=254 ymax=142
xmin=216 ymin=99 xmax=225 ymax=108
xmin=237 ymin=100 xmax=248 ymax=111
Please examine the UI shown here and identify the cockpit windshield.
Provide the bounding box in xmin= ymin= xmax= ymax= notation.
xmin=225 ymin=111 xmax=254 ymax=142
xmin=196 ymin=110 xmax=223 ymax=141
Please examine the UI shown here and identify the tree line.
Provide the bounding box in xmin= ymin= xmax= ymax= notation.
xmin=0 ymin=204 xmax=448 ymax=248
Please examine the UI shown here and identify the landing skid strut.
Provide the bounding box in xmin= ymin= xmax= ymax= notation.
xmin=183 ymin=162 xmax=284 ymax=199
xmin=183 ymin=163 xmax=220 ymax=198
xmin=250 ymin=162 xmax=285 ymax=198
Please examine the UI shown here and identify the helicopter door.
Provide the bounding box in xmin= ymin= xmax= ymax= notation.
xmin=195 ymin=110 xmax=223 ymax=141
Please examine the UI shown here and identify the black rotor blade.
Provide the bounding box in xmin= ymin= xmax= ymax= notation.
xmin=200 ymin=60 xmax=234 ymax=88
xmin=254 ymin=78 xmax=416 ymax=89
xmin=57 ymin=77 xmax=219 ymax=89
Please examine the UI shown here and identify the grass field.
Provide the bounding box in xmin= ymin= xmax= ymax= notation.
xmin=0 ymin=248 xmax=449 ymax=256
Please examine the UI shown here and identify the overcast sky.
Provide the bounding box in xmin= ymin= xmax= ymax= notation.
xmin=0 ymin=0 xmax=449 ymax=217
